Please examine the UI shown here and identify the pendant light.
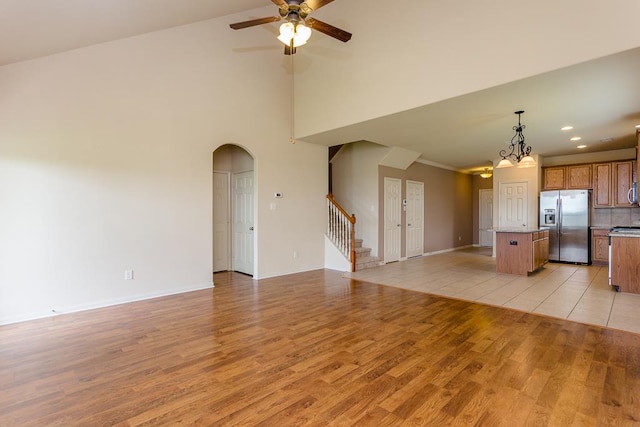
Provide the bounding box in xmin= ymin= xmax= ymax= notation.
xmin=496 ymin=110 xmax=536 ymax=168
xmin=480 ymin=168 xmax=493 ymax=179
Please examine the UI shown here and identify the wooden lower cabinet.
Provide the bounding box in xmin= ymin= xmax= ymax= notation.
xmin=496 ymin=230 xmax=549 ymax=276
xmin=591 ymin=228 xmax=610 ymax=265
xmin=610 ymin=236 xmax=640 ymax=294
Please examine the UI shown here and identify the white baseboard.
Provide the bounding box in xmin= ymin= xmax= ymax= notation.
xmin=0 ymin=283 xmax=214 ymax=326
xmin=423 ymin=244 xmax=473 ymax=257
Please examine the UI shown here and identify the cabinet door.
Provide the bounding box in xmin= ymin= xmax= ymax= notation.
xmin=567 ymin=164 xmax=592 ymax=189
xmin=613 ymin=160 xmax=633 ymax=207
xmin=611 ymin=237 xmax=640 ymax=293
xmin=532 ymin=237 xmax=548 ymax=271
xmin=543 ymin=167 xmax=566 ymax=190
xmin=591 ymin=229 xmax=609 ymax=265
xmin=593 ymin=163 xmax=612 ymax=208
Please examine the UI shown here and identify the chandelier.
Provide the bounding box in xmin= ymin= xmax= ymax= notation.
xmin=496 ymin=110 xmax=536 ymax=168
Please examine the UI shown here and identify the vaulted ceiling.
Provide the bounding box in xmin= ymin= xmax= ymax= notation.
xmin=2 ymin=0 xmax=638 ymax=173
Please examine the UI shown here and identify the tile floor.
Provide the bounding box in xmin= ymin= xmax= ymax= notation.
xmin=344 ymin=247 xmax=640 ymax=335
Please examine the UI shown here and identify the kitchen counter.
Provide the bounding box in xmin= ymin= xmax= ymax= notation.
xmin=493 ymin=227 xmax=550 ymax=233
xmin=609 ymin=229 xmax=640 ymax=237
xmin=495 ymin=229 xmax=549 ymax=275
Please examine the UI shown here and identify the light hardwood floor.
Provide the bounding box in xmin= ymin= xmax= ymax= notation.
xmin=1 ymin=266 xmax=640 ymax=425
xmin=347 ymin=247 xmax=640 ymax=335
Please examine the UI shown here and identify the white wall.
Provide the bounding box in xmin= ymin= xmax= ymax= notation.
xmin=331 ymin=142 xmax=388 ymax=256
xmin=0 ymin=11 xmax=327 ymax=324
xmin=295 ymin=0 xmax=640 ymax=138
xmin=492 ymin=155 xmax=541 ymax=231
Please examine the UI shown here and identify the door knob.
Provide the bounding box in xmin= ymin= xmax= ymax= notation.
xmin=249 ymin=226 xmax=254 ymax=231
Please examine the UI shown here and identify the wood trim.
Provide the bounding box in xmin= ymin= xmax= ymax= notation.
xmin=326 ymin=194 xmax=356 ymax=224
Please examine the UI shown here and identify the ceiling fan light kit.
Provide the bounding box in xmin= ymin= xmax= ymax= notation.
xmin=496 ymin=110 xmax=537 ymax=169
xmin=277 ymin=22 xmax=311 ymax=47
xmin=230 ymin=0 xmax=351 ymax=55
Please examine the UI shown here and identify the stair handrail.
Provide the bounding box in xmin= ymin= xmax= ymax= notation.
xmin=326 ymin=194 xmax=356 ymax=272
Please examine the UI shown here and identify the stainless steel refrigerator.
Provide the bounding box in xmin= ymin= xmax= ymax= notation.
xmin=540 ymin=189 xmax=590 ymax=264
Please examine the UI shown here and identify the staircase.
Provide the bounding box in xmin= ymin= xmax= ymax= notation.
xmin=326 ymin=194 xmax=381 ymax=272
xmin=354 ymin=239 xmax=381 ymax=271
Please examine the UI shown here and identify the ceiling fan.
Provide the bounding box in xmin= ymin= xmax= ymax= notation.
xmin=229 ymin=0 xmax=352 ymax=55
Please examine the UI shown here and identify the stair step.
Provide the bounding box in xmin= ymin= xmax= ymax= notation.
xmin=354 ymin=239 xmax=363 ymax=249
xmin=356 ymin=256 xmax=382 ymax=271
xmin=355 ymin=246 xmax=371 ymax=256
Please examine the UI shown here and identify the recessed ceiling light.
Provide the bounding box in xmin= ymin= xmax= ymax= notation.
xmin=570 ymin=136 xmax=582 ymax=141
xmin=577 ymin=145 xmax=587 ymax=149
xmin=561 ymin=126 xmax=573 ymax=131
xmin=635 ymin=124 xmax=640 ymax=129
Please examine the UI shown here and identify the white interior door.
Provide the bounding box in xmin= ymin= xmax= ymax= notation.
xmin=499 ymin=181 xmax=528 ymax=229
xmin=213 ymin=171 xmax=230 ymax=272
xmin=384 ymin=177 xmax=402 ymax=263
xmin=232 ymin=171 xmax=254 ymax=276
xmin=479 ymin=189 xmax=493 ymax=247
xmin=406 ymin=180 xmax=424 ymax=258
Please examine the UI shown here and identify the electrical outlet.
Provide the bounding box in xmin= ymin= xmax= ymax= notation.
xmin=125 ymin=270 xmax=134 ymax=280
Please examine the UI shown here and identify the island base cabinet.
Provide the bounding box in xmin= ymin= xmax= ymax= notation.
xmin=496 ymin=230 xmax=549 ymax=276
xmin=610 ymin=236 xmax=640 ymax=294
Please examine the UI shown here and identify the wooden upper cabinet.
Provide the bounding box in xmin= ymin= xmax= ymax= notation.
xmin=542 ymin=164 xmax=591 ymax=190
xmin=593 ymin=160 xmax=636 ymax=208
xmin=613 ymin=160 xmax=634 ymax=207
xmin=593 ymin=162 xmax=613 ymax=208
xmin=542 ymin=167 xmax=566 ymax=190
xmin=567 ymin=164 xmax=592 ymax=189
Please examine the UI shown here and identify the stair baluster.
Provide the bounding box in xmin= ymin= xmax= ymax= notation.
xmin=326 ymin=194 xmax=356 ymax=272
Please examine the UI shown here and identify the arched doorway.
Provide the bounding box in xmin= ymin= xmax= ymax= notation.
xmin=212 ymin=144 xmax=255 ymax=276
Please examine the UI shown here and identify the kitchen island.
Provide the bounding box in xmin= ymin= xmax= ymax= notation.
xmin=609 ymin=227 xmax=640 ymax=294
xmin=495 ymin=228 xmax=550 ymax=276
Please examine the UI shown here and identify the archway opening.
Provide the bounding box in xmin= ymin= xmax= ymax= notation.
xmin=212 ymin=144 xmax=255 ymax=276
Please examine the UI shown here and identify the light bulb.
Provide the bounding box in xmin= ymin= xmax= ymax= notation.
xmin=296 ymin=23 xmax=311 ymax=42
xmin=277 ymin=22 xmax=295 ymax=45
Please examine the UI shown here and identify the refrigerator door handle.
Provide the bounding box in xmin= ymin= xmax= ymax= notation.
xmin=557 ymin=198 xmax=562 ymax=236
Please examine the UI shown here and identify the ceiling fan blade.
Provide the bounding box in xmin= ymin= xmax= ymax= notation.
xmin=271 ymin=0 xmax=287 ymax=6
xmin=230 ymin=16 xmax=281 ymax=30
xmin=303 ymin=0 xmax=335 ymax=11
xmin=306 ymin=18 xmax=352 ymax=42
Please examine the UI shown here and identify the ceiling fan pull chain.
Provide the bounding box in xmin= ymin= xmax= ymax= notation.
xmin=290 ymin=39 xmax=296 ymax=144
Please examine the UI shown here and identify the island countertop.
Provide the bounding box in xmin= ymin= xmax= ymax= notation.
xmin=493 ymin=227 xmax=550 ymax=234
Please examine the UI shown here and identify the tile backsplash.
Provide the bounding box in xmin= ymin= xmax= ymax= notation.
xmin=591 ymin=207 xmax=640 ymax=227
